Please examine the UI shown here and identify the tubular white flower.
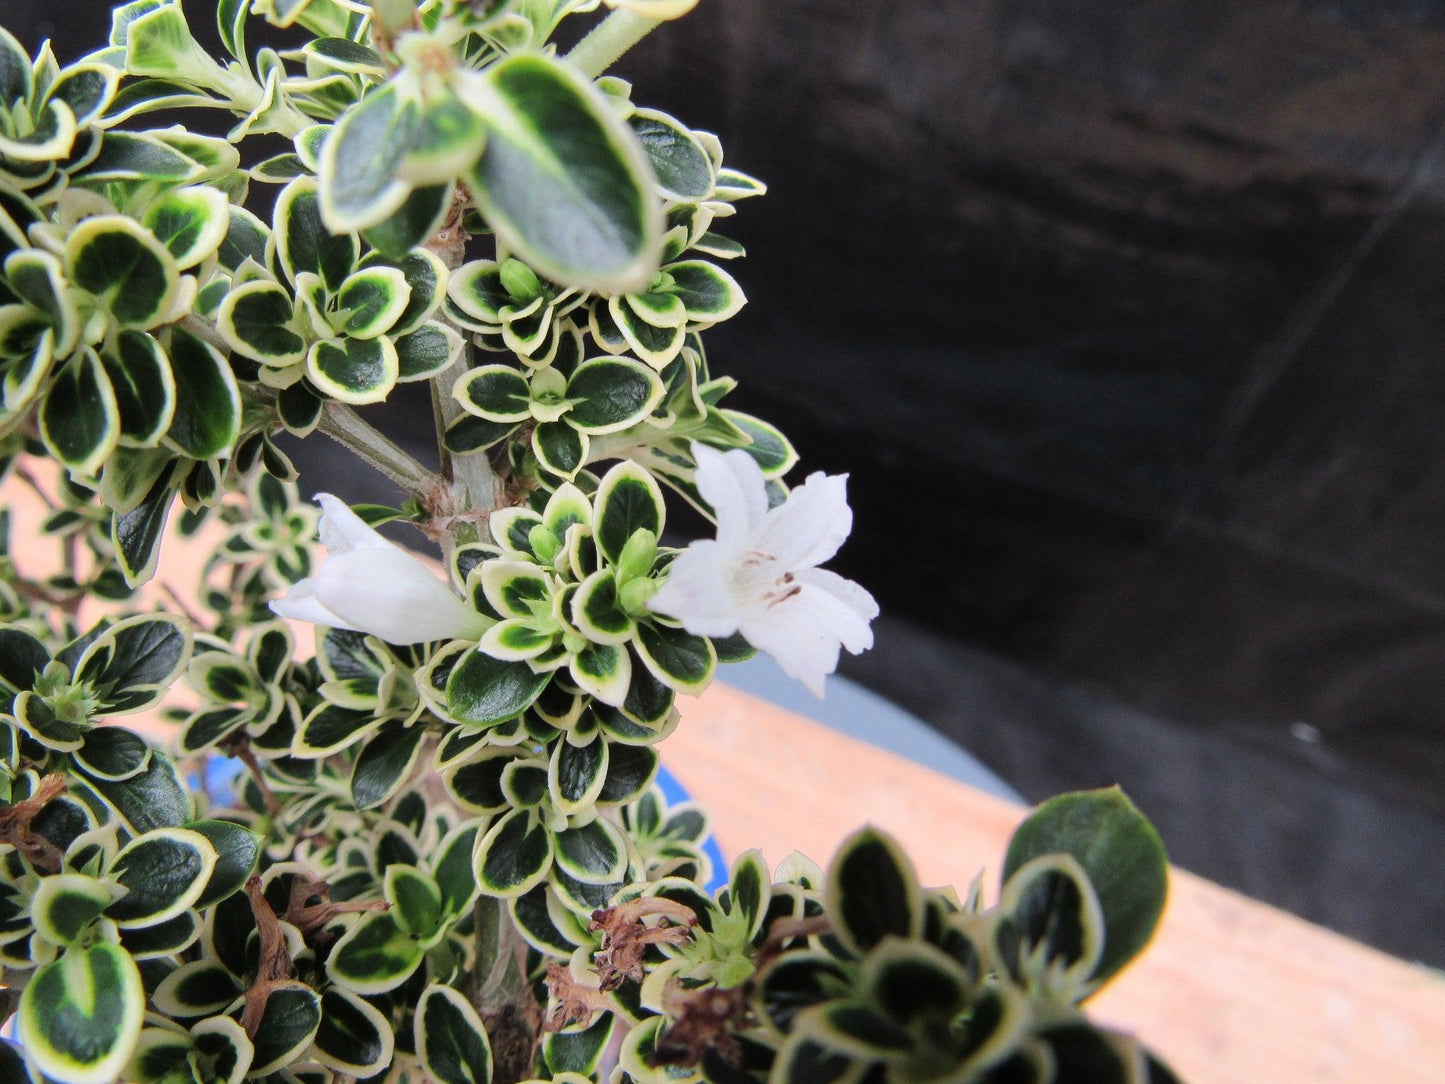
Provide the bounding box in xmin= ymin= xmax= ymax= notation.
xmin=648 ymin=443 xmax=879 ymax=696
xmin=270 ymin=494 xmax=491 ymax=644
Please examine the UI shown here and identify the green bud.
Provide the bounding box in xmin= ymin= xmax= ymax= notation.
xmin=371 ymin=0 xmax=419 ymax=37
xmin=499 ymin=258 xmax=543 ymax=302
xmin=528 ymin=524 xmax=561 ymax=563
xmin=615 ymin=528 xmax=658 ymax=583
xmin=618 ymin=577 xmax=657 ymax=614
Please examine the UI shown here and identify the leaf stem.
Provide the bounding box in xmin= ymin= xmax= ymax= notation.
xmin=566 ymin=10 xmax=663 ymax=79
xmin=316 ymin=404 xmax=434 ymax=495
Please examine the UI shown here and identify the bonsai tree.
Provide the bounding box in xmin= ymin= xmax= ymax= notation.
xmin=0 ymin=2 xmax=1178 ymax=1082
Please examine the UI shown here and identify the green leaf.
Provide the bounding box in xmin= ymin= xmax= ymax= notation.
xmin=165 ymin=328 xmax=242 ymax=459
xmin=118 ymin=909 xmax=199 ymax=959
xmin=532 ymin=421 xmax=587 ymax=478
xmin=110 ymin=464 xmax=177 ymax=588
xmin=725 ymin=848 xmax=771 ymax=941
xmin=385 ymin=864 xmax=444 ymax=939
xmin=326 ymin=910 xmax=426 ymax=995
xmin=395 ymin=323 xmax=461 ymax=380
xmin=668 ymin=260 xmax=746 ymax=323
xmin=218 ymin=206 xmax=269 ymax=271
xmin=1003 ymin=787 xmax=1168 ymax=986
xmin=755 ymin=952 xmax=850 ymax=1033
xmin=553 ymin=816 xmax=627 ymax=885
xmin=350 ymin=724 xmax=425 ymax=809
xmin=362 ymin=182 xmax=453 ymax=260
xmin=190 ymin=1018 xmax=253 ymax=1084
xmin=106 ymin=827 xmax=218 ymax=927
xmin=294 ymin=703 xmax=380 ymax=756
xmin=548 ymin=736 xmax=608 ymax=815
xmin=142 ymin=185 xmax=229 ymax=270
xmin=186 ymin=819 xmax=261 ymax=908
xmin=448 ymin=259 xmax=509 ymax=325
xmin=594 ymin=460 xmax=665 ymax=566
xmin=862 ymin=939 xmax=974 ymax=1024
xmin=415 ymin=984 xmax=493 ymax=1084
xmin=39 ymin=350 xmax=119 ymax=475
xmin=566 ymin=356 xmax=665 ymax=434
xmin=248 ymin=983 xmax=322 ymax=1076
xmin=18 ymin=943 xmax=144 ymax=1084
xmin=567 ymin=641 xmax=631 ymax=707
xmin=1039 ymin=1025 xmax=1139 ymax=1084
xmin=726 ymin=410 xmax=798 ymax=478
xmin=276 ymin=176 xmax=359 ymax=293
xmin=49 ymin=65 xmax=119 ymax=127
xmin=31 ymin=874 xmax=115 ymax=946
xmin=635 ymin=621 xmax=715 ymax=694
xmin=474 ymin=807 xmax=552 ymax=896
xmin=453 ymin=363 xmax=532 ymax=422
xmin=401 ymin=89 xmax=487 ymax=183
xmin=629 ymin=108 xmax=714 ymax=200
xmin=218 ymin=280 xmax=306 ymax=364
xmin=595 ymin=742 xmax=658 ymax=806
xmin=80 ymin=131 xmax=204 ymax=186
xmin=445 ymin=646 xmax=551 ymax=727
xmin=997 ymin=855 xmax=1106 ymax=994
xmin=318 ymin=83 xmax=413 ymax=232
xmin=82 ymin=748 xmax=191 ymax=833
xmin=65 ymin=217 xmax=178 ymax=329
xmin=543 ymin=1012 xmax=614 ymax=1076
xmin=101 ymin=331 xmax=175 ymax=446
xmin=795 ymin=1000 xmax=914 ymax=1060
xmin=826 ymin=827 xmax=923 ymax=955
xmin=337 ymin=265 xmax=411 ymax=338
xmin=768 ymin=1040 xmax=855 ymax=1084
xmin=75 ymin=612 xmax=191 ymax=713
xmin=468 ymin=54 xmax=661 ymax=293
xmin=151 ymin=965 xmax=236 ymax=1023
xmin=570 ymin=570 xmax=632 ymax=645
xmin=0 ymin=626 xmax=49 ymax=691
xmin=307 ymin=334 xmax=399 ymax=405
xmin=313 ymin=987 xmax=394 ymax=1077
xmin=73 ymin=726 xmax=150 ymax=780
xmin=7 ymin=247 xmax=78 ymax=355
xmin=0 ymin=27 xmax=33 ymax=108
xmin=433 ymin=820 xmax=483 ymax=916
xmin=609 ymin=294 xmax=685 ymax=367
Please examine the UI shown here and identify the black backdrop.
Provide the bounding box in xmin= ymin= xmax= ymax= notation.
xmin=11 ymin=1 xmax=1445 ymax=960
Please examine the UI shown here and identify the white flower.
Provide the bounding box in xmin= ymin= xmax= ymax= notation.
xmin=270 ymin=494 xmax=490 ymax=644
xmin=648 ymin=443 xmax=879 ymax=697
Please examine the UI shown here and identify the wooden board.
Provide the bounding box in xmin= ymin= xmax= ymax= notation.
xmin=662 ymin=684 xmax=1445 ymax=1084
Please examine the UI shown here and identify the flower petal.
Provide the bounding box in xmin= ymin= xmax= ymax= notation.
xmin=793 ymin=568 xmax=879 ymax=651
xmin=315 ymin=492 xmax=395 ymax=555
xmin=754 ymin=470 xmax=852 ymax=571
xmin=646 ymin=540 xmax=740 ymax=638
xmin=738 ymin=599 xmax=846 ymax=698
xmin=691 ymin=442 xmax=767 ymax=554
xmin=310 ymin=549 xmax=490 ymax=644
xmin=270 ymin=578 xmax=358 ymax=630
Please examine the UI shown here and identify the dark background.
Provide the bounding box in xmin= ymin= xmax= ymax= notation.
xmin=13 ymin=1 xmax=1445 ymax=962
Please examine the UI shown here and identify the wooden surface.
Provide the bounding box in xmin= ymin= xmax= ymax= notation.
xmin=663 ymin=684 xmax=1445 ymax=1084
xmin=5 ymin=471 xmax=1444 ymax=1081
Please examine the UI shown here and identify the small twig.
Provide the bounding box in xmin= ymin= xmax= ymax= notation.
xmin=284 ymin=876 xmax=388 ymax=937
xmin=12 ymin=464 xmax=57 ymax=510
xmin=0 ymin=774 xmax=68 ymax=873
xmin=241 ymin=876 xmax=295 ymax=1036
xmin=316 ymin=403 xmax=435 ymax=495
xmin=159 ymin=582 xmax=205 ymax=628
xmin=566 ymin=9 xmax=664 ymax=79
xmin=222 ymin=735 xmax=281 ymax=815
